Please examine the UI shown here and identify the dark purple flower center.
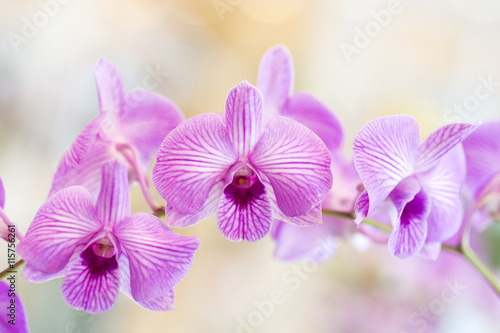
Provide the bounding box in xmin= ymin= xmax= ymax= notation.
xmin=81 ymin=237 xmax=118 ymax=277
xmin=226 ymin=166 xmax=265 ymax=208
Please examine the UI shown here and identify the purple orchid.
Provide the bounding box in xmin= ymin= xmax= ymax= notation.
xmin=49 ymin=58 xmax=183 ymax=211
xmin=152 ymin=80 xmax=332 ymax=242
xmin=353 ymin=115 xmax=478 ymax=259
xmin=18 ymin=161 xmax=199 ymax=313
xmin=0 ymin=177 xmax=24 ymax=242
xmin=462 ymin=121 xmax=500 ymax=228
xmin=0 ymin=280 xmax=28 ymax=332
xmin=257 ymin=45 xmax=343 ymax=151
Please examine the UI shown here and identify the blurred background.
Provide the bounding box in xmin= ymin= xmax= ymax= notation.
xmin=1 ymin=0 xmax=500 ymax=332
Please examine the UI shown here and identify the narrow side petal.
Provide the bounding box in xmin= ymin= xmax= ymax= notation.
xmin=17 ymin=187 xmax=102 ymax=274
xmin=119 ymin=253 xmax=175 ymax=311
xmin=96 ymin=161 xmax=131 ymax=228
xmin=354 ymin=190 xmax=369 ymax=225
xmin=95 ymin=58 xmax=125 ymax=113
xmin=0 ymin=281 xmax=28 ymax=333
xmin=0 ymin=177 xmax=5 ymax=209
xmin=353 ymin=115 xmax=419 ymax=216
xmin=225 ymin=81 xmax=263 ymax=157
xmin=257 ymin=45 xmax=294 ymax=123
xmin=166 ymin=180 xmax=224 ymax=228
xmin=61 ymin=250 xmax=120 ymax=313
xmin=250 ymin=116 xmax=332 ymax=217
xmin=417 ymin=122 xmax=479 ymax=172
xmin=114 ymin=213 xmax=199 ymax=302
xmin=281 ymin=92 xmax=344 ymax=151
xmin=419 ymin=145 xmax=466 ymax=242
xmin=122 ymin=91 xmax=184 ymax=168
xmin=388 ymin=190 xmax=430 ymax=259
xmin=152 ymin=113 xmax=237 ymax=214
xmin=217 ymin=181 xmax=273 ymax=242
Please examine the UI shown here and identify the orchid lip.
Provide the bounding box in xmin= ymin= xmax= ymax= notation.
xmin=231 ymin=165 xmax=258 ymax=189
xmin=91 ymin=237 xmax=116 ymax=258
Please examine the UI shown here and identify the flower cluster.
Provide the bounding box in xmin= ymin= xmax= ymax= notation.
xmin=1 ymin=45 xmax=497 ymax=327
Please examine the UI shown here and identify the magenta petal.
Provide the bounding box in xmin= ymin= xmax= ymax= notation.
xmin=152 ymin=113 xmax=237 ymax=214
xmin=417 ymin=121 xmax=479 ymax=172
xmin=17 ymin=187 xmax=102 ymax=274
xmin=94 ymin=58 xmax=125 ymax=113
xmin=389 ymin=177 xmax=421 ymax=221
xmin=166 ymin=180 xmax=224 ymax=228
xmin=217 ymin=181 xmax=273 ymax=242
xmin=61 ymin=247 xmax=120 ymax=313
xmin=114 ymin=213 xmax=199 ymax=302
xmin=250 ymin=116 xmax=332 ymax=216
xmin=281 ymin=92 xmax=344 ymax=151
xmin=121 ymin=91 xmax=184 ymax=168
xmin=272 ymin=219 xmax=341 ymax=262
xmin=353 ymin=115 xmax=420 ymax=216
xmin=50 ymin=114 xmax=109 ymax=197
xmin=22 ymin=263 xmax=65 ymax=283
xmin=0 ymin=280 xmax=28 ymax=333
xmin=96 ymin=162 xmax=130 ymax=228
xmin=225 ymin=81 xmax=263 ymax=157
xmin=118 ymin=254 xmax=175 ymax=311
xmin=388 ymin=191 xmax=430 ymax=259
xmin=0 ymin=177 xmax=5 ymax=209
xmin=419 ymin=145 xmax=466 ymax=242
xmin=462 ymin=121 xmax=500 ymax=199
xmin=354 ymin=190 xmax=369 ymax=225
xmin=257 ymin=45 xmax=294 ymax=122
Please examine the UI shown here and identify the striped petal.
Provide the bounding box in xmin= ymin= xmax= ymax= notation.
xmin=119 ymin=253 xmax=175 ymax=311
xmin=225 ymin=81 xmax=263 ymax=157
xmin=388 ymin=190 xmax=430 ymax=259
xmin=250 ymin=116 xmax=332 ymax=217
xmin=95 ymin=58 xmax=125 ymax=114
xmin=114 ymin=213 xmax=199 ymax=302
xmin=121 ymin=90 xmax=184 ymax=168
xmin=217 ymin=181 xmax=273 ymax=242
xmin=257 ymin=45 xmax=294 ymax=124
xmin=61 ymin=246 xmax=120 ymax=313
xmin=417 ymin=121 xmax=479 ymax=172
xmin=17 ymin=187 xmax=102 ymax=274
xmin=281 ymin=92 xmax=344 ymax=151
xmin=22 ymin=263 xmax=65 ymax=283
xmin=96 ymin=161 xmax=130 ymax=228
xmin=152 ymin=113 xmax=237 ymax=214
xmin=353 ymin=115 xmax=419 ymax=217
xmin=419 ymin=145 xmax=466 ymax=242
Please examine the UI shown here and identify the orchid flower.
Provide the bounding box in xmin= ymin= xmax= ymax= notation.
xmin=49 ymin=58 xmax=183 ymax=211
xmin=257 ymin=45 xmax=343 ymax=151
xmin=18 ymin=161 xmax=199 ymax=313
xmin=0 ymin=280 xmax=28 ymax=332
xmin=152 ymin=80 xmax=332 ymax=242
xmin=462 ymin=121 xmax=500 ymax=229
xmin=0 ymin=177 xmax=24 ymax=242
xmin=353 ymin=115 xmax=478 ymax=259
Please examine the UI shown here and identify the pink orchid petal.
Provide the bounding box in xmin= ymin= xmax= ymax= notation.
xmin=49 ymin=114 xmax=108 ymax=197
xmin=250 ymin=116 xmax=332 ymax=217
xmin=217 ymin=181 xmax=273 ymax=242
xmin=353 ymin=115 xmax=420 ymax=216
xmin=17 ymin=187 xmax=102 ymax=274
xmin=94 ymin=58 xmax=125 ymax=114
xmin=114 ymin=213 xmax=199 ymax=302
xmin=354 ymin=190 xmax=369 ymax=225
xmin=418 ymin=242 xmax=441 ymax=261
xmin=166 ymin=180 xmax=224 ymax=228
xmin=417 ymin=121 xmax=479 ymax=172
xmin=281 ymin=92 xmax=344 ymax=151
xmin=419 ymin=145 xmax=466 ymax=242
xmin=22 ymin=263 xmax=65 ymax=283
xmin=0 ymin=280 xmax=28 ymax=332
xmin=61 ymin=247 xmax=120 ymax=313
xmin=389 ymin=176 xmax=421 ymax=223
xmin=462 ymin=121 xmax=500 ymax=199
xmin=152 ymin=113 xmax=237 ymax=214
xmin=96 ymin=161 xmax=131 ymax=228
xmin=388 ymin=190 xmax=430 ymax=259
xmin=257 ymin=45 xmax=294 ymax=123
xmin=121 ymin=90 xmax=184 ymax=168
xmin=225 ymin=81 xmax=263 ymax=157
xmin=0 ymin=177 xmax=5 ymax=209
xmin=118 ymin=254 xmax=175 ymax=311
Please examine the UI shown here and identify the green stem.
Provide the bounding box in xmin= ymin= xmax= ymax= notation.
xmin=461 ymin=245 xmax=500 ymax=297
xmin=0 ymin=259 xmax=25 ymax=280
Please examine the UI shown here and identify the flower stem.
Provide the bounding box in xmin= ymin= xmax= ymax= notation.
xmin=0 ymin=259 xmax=25 ymax=280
